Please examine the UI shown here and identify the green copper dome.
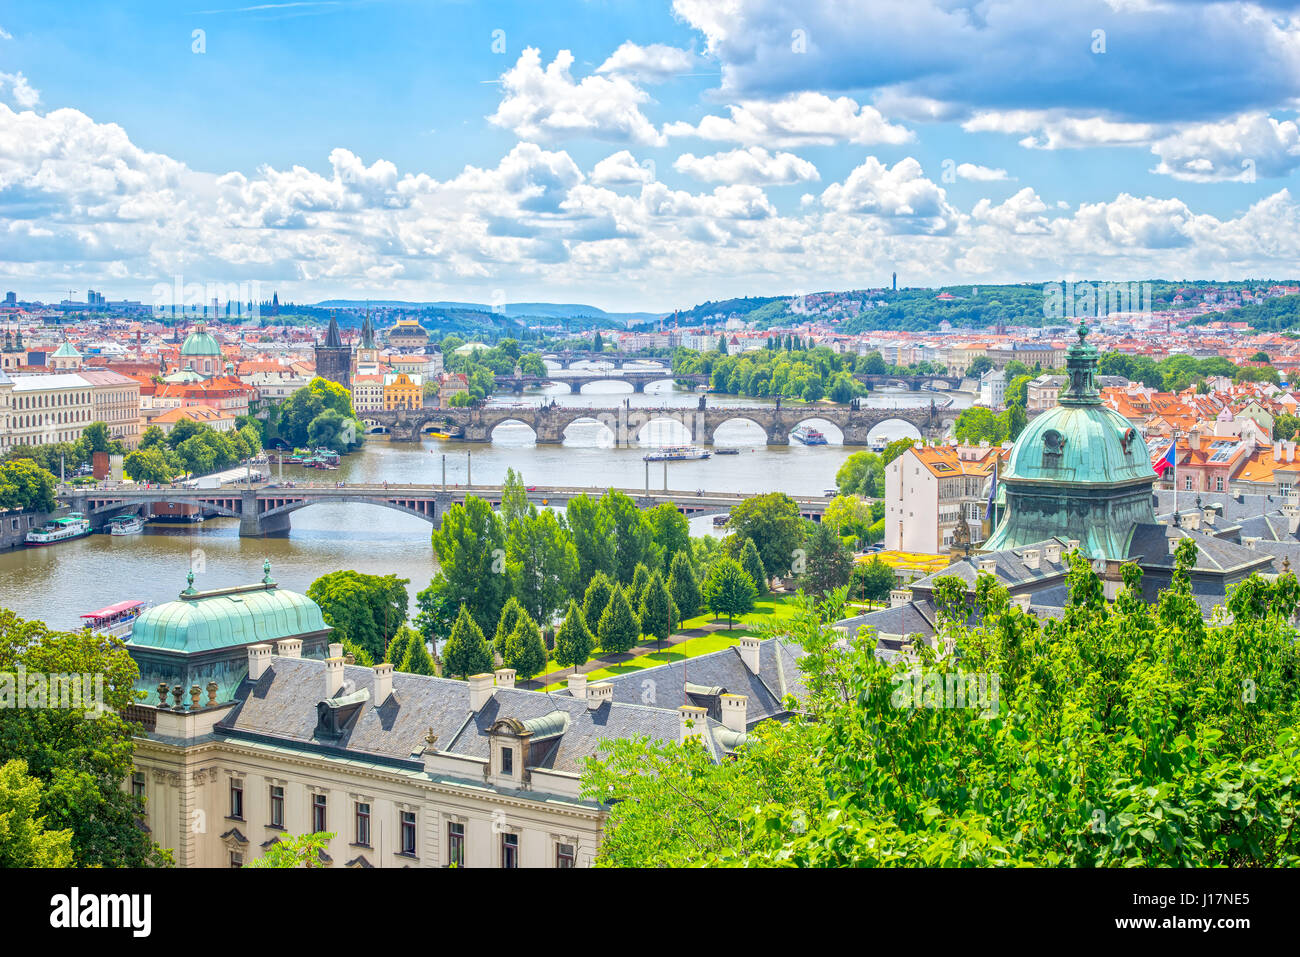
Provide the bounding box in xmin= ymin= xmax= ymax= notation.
xmin=127 ymin=581 xmax=329 ymax=653
xmin=180 ymin=325 xmax=222 ymax=358
xmin=983 ymin=323 xmax=1158 ymax=558
xmin=52 ymin=341 xmax=81 ymax=358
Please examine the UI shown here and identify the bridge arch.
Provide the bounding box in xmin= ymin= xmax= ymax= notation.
xmin=867 ymin=417 xmax=925 ymax=446
xmin=256 ymin=496 xmax=439 ymax=526
xmin=787 ymin=417 xmax=845 ymax=445
xmin=487 ymin=418 xmax=539 ymax=444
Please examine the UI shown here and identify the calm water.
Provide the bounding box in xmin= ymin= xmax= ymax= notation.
xmin=0 ymin=371 xmax=971 ymax=629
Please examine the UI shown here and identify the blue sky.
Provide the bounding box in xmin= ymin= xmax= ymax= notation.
xmin=3 ymin=0 xmax=1300 ymax=311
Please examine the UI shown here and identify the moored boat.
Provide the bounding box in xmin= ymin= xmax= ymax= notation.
xmin=791 ymin=425 xmax=829 ymax=445
xmin=80 ymin=599 xmax=149 ymax=637
xmin=109 ymin=515 xmax=146 ymax=535
xmin=643 ymin=445 xmax=711 ymax=462
xmin=26 ymin=512 xmax=91 ymax=545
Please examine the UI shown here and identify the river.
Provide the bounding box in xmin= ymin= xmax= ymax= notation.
xmin=0 ymin=368 xmax=972 ymax=629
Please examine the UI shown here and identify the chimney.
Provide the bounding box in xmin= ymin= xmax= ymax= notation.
xmin=373 ymin=662 xmax=393 ymax=704
xmin=1202 ymin=507 xmax=1216 ymax=527
xmin=1243 ymin=536 xmax=1260 ymax=550
xmin=1275 ymin=440 xmax=1283 ymax=458
xmin=1023 ymin=548 xmax=1040 ymax=570
xmin=247 ymin=643 xmax=272 ymax=681
xmin=978 ymin=558 xmax=997 ymax=575
xmin=494 ymin=668 xmax=516 ymax=691
xmin=1168 ymin=535 xmax=1181 ymax=556
xmin=586 ymin=681 xmax=613 ymax=711
xmin=328 ymin=642 xmax=343 ymax=658
xmin=1012 ymin=594 xmax=1031 ymax=612
xmin=1044 ymin=542 xmax=1061 ymax=564
xmin=890 ymin=588 xmax=910 ymax=608
xmin=1066 ymin=539 xmax=1080 ymax=551
xmin=1185 ymin=511 xmax=1201 ymax=531
xmin=738 ymin=636 xmax=761 ymax=674
xmin=277 ymin=637 xmax=302 ymax=658
xmin=720 ymin=694 xmax=747 ymax=733
xmin=468 ymin=673 xmax=495 ymax=711
xmin=679 ymin=705 xmax=707 ymax=743
xmin=567 ymin=673 xmax=588 ymax=700
xmin=325 ymin=655 xmax=345 ymax=698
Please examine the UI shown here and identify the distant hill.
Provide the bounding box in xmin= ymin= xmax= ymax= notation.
xmin=314 ymin=300 xmax=663 ymax=326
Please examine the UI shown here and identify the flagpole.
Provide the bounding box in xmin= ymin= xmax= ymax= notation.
xmin=1172 ymin=429 xmax=1178 ymax=518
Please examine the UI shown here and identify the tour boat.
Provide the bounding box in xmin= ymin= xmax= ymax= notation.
xmin=643 ymin=445 xmax=711 ymax=462
xmin=108 ymin=515 xmax=146 ymax=535
xmin=713 ymin=514 xmax=730 ymax=526
xmin=80 ymin=600 xmax=149 ymax=637
xmin=791 ymin=425 xmax=829 ymax=445
xmin=26 ymin=512 xmax=91 ymax=545
xmin=715 ymin=448 xmax=740 ymax=455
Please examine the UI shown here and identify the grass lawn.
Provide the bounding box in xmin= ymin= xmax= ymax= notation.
xmin=540 ymin=593 xmax=799 ymax=690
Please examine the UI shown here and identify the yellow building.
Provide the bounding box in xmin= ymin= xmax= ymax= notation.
xmin=383 ymin=372 xmax=422 ymax=411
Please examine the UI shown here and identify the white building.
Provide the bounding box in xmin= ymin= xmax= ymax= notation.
xmin=1 ymin=372 xmax=97 ymax=450
xmin=885 ymin=444 xmax=1006 ymax=553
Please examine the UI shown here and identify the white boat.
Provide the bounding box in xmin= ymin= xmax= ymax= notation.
xmin=109 ymin=515 xmax=146 ymax=535
xmin=791 ymin=425 xmax=829 ymax=445
xmin=643 ymin=445 xmax=711 ymax=462
xmin=26 ymin=512 xmax=91 ymax=545
xmin=80 ymin=600 xmax=149 ymax=637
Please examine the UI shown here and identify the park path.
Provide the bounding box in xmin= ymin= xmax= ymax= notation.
xmin=526 ymin=619 xmax=738 ymax=689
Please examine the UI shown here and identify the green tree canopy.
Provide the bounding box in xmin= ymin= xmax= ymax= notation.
xmin=552 ymin=600 xmax=595 ymax=675
xmin=597 ymin=584 xmax=641 ymax=655
xmin=668 ymin=550 xmax=702 ymax=621
xmin=638 ymin=570 xmax=678 ymax=651
xmin=431 ymin=496 xmax=509 ymax=637
xmin=726 ymin=492 xmax=805 ymax=579
xmin=442 ymin=605 xmax=493 ymax=680
xmin=702 ymin=557 xmax=757 ymax=628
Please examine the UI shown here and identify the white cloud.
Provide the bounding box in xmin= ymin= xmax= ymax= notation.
xmin=673 ymin=146 xmax=819 ymax=185
xmin=488 ymin=48 xmax=666 ymax=146
xmin=956 ymin=163 xmax=1011 ymax=182
xmin=819 ymin=156 xmax=959 ymax=234
xmin=590 ymin=150 xmax=656 ymax=187
xmin=0 ymin=26 xmax=12 ymax=40
xmin=666 ymin=92 xmax=911 ymax=147
xmin=596 ymin=42 xmax=697 ymax=82
xmin=0 ymin=71 xmax=40 ymax=108
xmin=1151 ymin=112 xmax=1300 ymax=182
xmin=963 ymin=110 xmax=1157 ymax=150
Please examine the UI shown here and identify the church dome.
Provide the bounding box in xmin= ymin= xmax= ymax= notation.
xmin=180 ymin=325 xmax=222 ymax=358
xmin=1001 ymin=403 xmax=1154 ymax=486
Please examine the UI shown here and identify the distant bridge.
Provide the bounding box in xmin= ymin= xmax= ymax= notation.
xmin=499 ymin=370 xmax=708 ymax=393
xmin=61 ymin=483 xmax=834 ymax=538
xmin=366 ymin=402 xmax=954 ymax=444
xmin=539 ymin=351 xmax=668 ymax=370
xmin=854 ymin=373 xmax=969 ymax=391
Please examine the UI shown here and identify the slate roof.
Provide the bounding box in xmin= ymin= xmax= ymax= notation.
xmin=550 ymin=638 xmax=808 ymax=727
xmin=1125 ymin=523 xmax=1274 ymax=576
xmin=216 ymin=656 xmax=737 ymax=777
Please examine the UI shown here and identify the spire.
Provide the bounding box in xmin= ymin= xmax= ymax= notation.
xmin=1058 ymin=321 xmax=1100 ymax=406
xmin=324 ymin=313 xmax=343 ymax=348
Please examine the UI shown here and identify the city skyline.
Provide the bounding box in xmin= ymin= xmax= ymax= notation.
xmin=3 ymin=2 xmax=1300 ymax=310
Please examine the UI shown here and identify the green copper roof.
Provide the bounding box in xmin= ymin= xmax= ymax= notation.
xmin=127 ymin=582 xmax=329 ymax=653
xmin=998 ymin=403 xmax=1153 ymax=486
xmin=52 ymin=341 xmax=81 ymax=358
xmin=180 ymin=326 xmax=222 ymax=357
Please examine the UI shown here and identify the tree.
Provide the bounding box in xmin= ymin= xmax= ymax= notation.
xmin=494 ymin=596 xmax=526 ymax=661
xmin=414 ymin=575 xmax=458 ymax=651
xmin=739 ymin=538 xmax=768 ymax=595
xmin=0 ymin=609 xmax=172 ymax=867
xmin=630 ymin=562 xmax=652 ymax=607
xmin=0 ymin=459 xmax=57 ymax=512
xmin=566 ymin=495 xmax=617 ymax=586
xmin=384 ymin=625 xmax=412 ymax=666
xmin=823 ymin=495 xmax=874 ymax=546
xmin=727 ymin=492 xmax=805 ymax=580
xmin=597 ymin=585 xmax=640 ymax=654
xmin=500 ymin=467 xmax=531 ymax=529
xmin=835 ymin=451 xmax=883 ymax=497
xmin=247 ymin=831 xmax=335 ymax=868
xmin=953 ymin=406 xmax=1008 ymax=445
xmin=851 ymin=557 xmax=895 ymax=605
xmin=638 ymin=571 xmax=678 ymax=651
xmin=592 ymin=331 xmax=604 ymax=353
xmin=880 ymin=437 xmax=914 ymax=466
xmin=396 ymin=626 xmax=436 ymax=676
xmin=82 ymin=421 xmax=111 ymax=454
xmin=500 ymin=613 xmax=547 ymax=683
xmin=601 ymin=490 xmax=658 ymax=582
xmin=507 ymin=508 xmax=578 ymax=627
xmin=582 ymin=572 xmax=614 ymax=636
xmin=0 ymin=759 xmax=74 ymax=867
xmin=584 ymin=549 xmax=1300 ymax=867
xmin=967 ymin=356 xmax=994 ymax=378
xmin=668 ymin=550 xmax=702 ymax=621
xmin=702 ymin=557 xmax=757 ymax=628
xmin=307 ymin=571 xmax=408 ymax=663
xmin=647 ymin=503 xmax=690 ymax=575
xmin=552 ymin=600 xmax=595 ymax=675
xmin=431 ymin=496 xmax=509 ymax=637
xmin=442 ymin=605 xmax=493 ymax=679
xmin=804 ymin=521 xmax=852 ymax=595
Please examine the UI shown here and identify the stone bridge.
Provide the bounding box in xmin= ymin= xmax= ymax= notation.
xmin=61 ymin=483 xmax=833 ymax=538
xmin=540 ymin=351 xmax=668 ymax=369
xmin=369 ymin=402 xmax=953 ymax=444
xmin=854 ymin=373 xmax=969 ymax=391
xmin=499 ymin=371 xmax=708 ymax=393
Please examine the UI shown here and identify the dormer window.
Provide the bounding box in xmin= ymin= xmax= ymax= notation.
xmin=501 ymin=747 xmax=513 ymax=775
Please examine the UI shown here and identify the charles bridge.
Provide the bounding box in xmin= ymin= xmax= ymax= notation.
xmin=364 ymin=401 xmax=955 ymax=444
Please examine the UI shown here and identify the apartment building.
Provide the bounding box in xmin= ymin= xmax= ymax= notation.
xmin=383 ymin=372 xmax=422 ymax=411
xmin=0 ymin=372 xmax=96 ymax=450
xmin=79 ymin=369 xmax=143 ymax=448
xmin=885 ymin=444 xmax=1008 ymax=553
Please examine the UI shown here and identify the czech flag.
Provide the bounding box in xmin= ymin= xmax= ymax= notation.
xmin=1152 ymin=441 xmax=1176 ymax=476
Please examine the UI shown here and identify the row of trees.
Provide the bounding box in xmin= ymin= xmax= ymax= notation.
xmin=2 ymin=420 xmax=125 ymax=476
xmin=585 ymin=542 xmax=1300 ymax=866
xmin=124 ymin=419 xmax=263 ymax=484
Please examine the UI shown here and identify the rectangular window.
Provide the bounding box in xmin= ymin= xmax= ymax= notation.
xmin=501 ymin=747 xmax=513 ymax=775
xmin=1185 ymin=475 xmax=1193 ymax=490
xmin=269 ymin=786 xmax=284 ymax=828
xmin=448 ymin=822 xmax=465 ymax=867
xmin=229 ymin=780 xmax=243 ymax=820
xmin=401 ymin=811 xmax=416 ymax=855
xmin=1216 ymin=476 xmax=1225 ymax=492
xmin=556 ymin=843 xmax=575 ymax=868
xmin=312 ymin=793 xmax=327 ymax=833
xmin=132 ymin=772 xmax=146 ymax=800
xmin=502 ymin=832 xmax=519 ymax=869
xmin=355 ymin=802 xmax=371 ymax=847
xmin=230 ymin=852 xmax=243 ymax=868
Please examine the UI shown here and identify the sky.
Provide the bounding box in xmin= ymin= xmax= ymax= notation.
xmin=3 ymin=0 xmax=1300 ymax=312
